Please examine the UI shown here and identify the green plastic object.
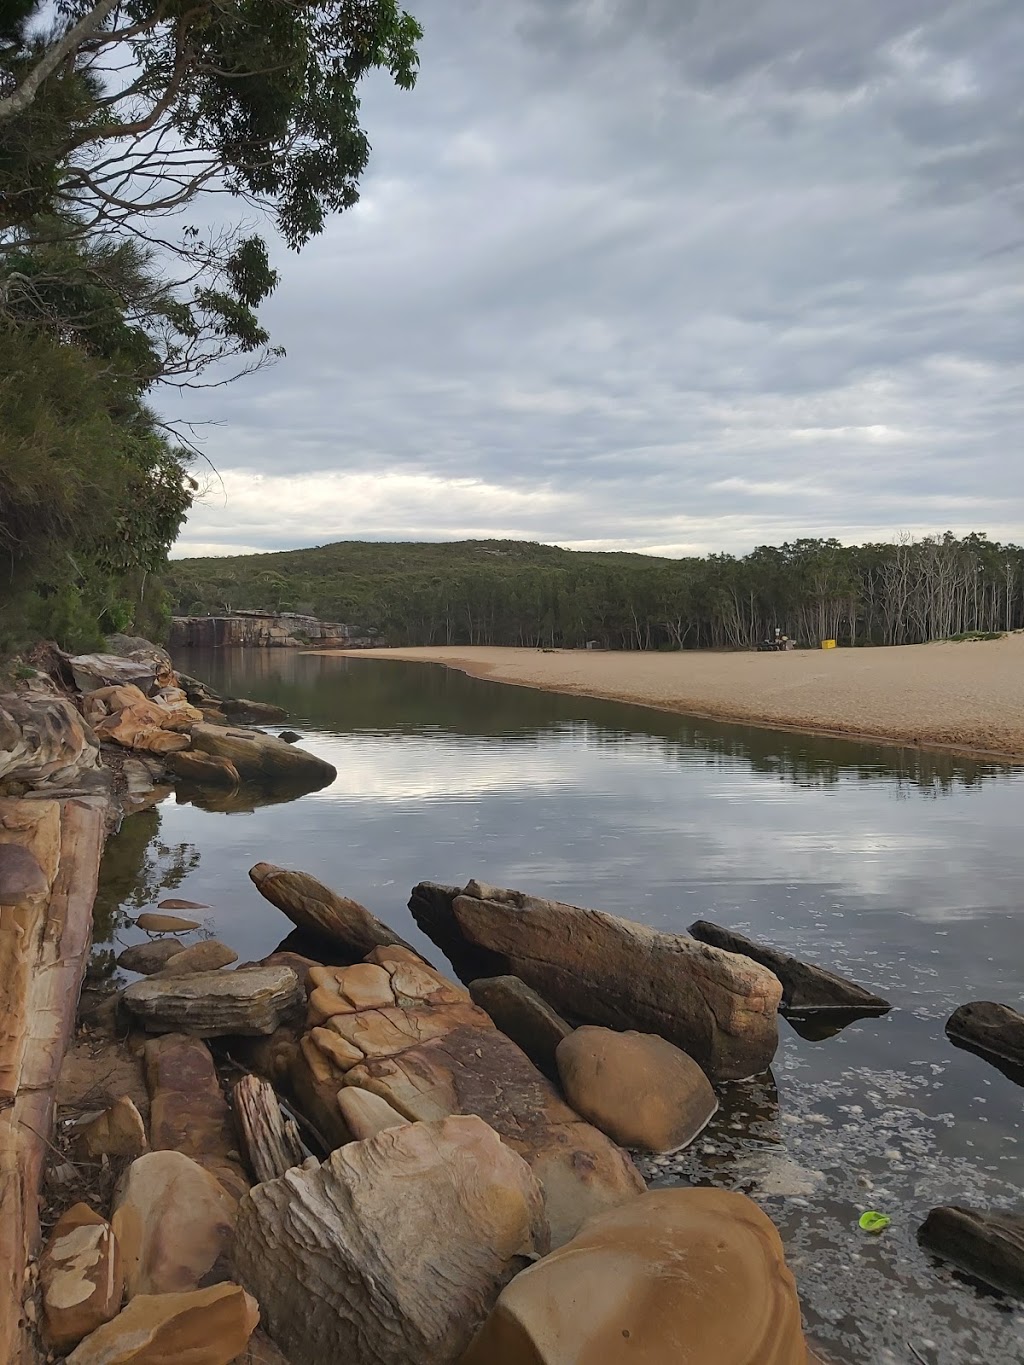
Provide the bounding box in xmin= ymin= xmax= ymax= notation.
xmin=859 ymin=1210 xmax=891 ymax=1234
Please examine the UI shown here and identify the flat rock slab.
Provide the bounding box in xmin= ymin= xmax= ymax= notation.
xmin=447 ymin=882 xmax=782 ymax=1082
xmin=65 ymin=1283 xmax=259 ymax=1365
xmin=688 ymin=920 xmax=890 ymax=1014
xmin=919 ymin=1205 xmax=1024 ymax=1298
xmin=145 ymin=1033 xmax=249 ymax=1198
xmin=468 ymin=975 xmax=571 ymax=1079
xmin=250 ymin=862 xmax=416 ymax=956
xmin=234 ymin=1115 xmax=546 ymax=1365
xmin=946 ymin=1001 xmax=1024 ymax=1073
xmin=123 ymin=966 xmax=303 ymax=1038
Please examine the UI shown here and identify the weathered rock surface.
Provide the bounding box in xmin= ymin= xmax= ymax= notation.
xmin=222 ymin=698 xmax=288 ymax=723
xmin=165 ymin=751 xmax=241 ymax=787
xmin=232 ymin=1074 xmax=306 ymax=1183
xmin=460 ymin=1187 xmax=813 ymax=1365
xmin=75 ymin=1096 xmax=148 ymax=1160
xmin=112 ymin=1150 xmax=237 ymax=1296
xmin=919 ymin=1205 xmax=1024 ymax=1297
xmin=234 ymin=1115 xmax=546 ymax=1365
xmin=688 ymin=920 xmax=890 ymax=1013
xmin=469 ymin=975 xmax=572 ymax=1079
xmin=409 ymin=881 xmax=509 ymax=981
xmin=124 ymin=966 xmax=304 ymax=1038
xmin=161 ymin=940 xmax=239 ymax=976
xmin=946 ymin=1001 xmax=1024 ymax=1072
xmin=448 ymin=882 xmax=782 ymax=1082
xmin=0 ymin=841 xmax=48 ymax=900
xmin=250 ymin=862 xmax=415 ymax=956
xmin=336 ymin=1087 xmax=409 ymax=1142
xmin=145 ymin=1032 xmax=250 ymax=1197
xmin=0 ymin=691 xmax=101 ymax=789
xmin=191 ymin=724 xmax=336 ymax=788
xmin=557 ymin=1026 xmax=718 ymax=1153
xmin=135 ymin=911 xmax=201 ymax=932
xmin=68 ymin=652 xmax=167 ymax=696
xmin=117 ymin=940 xmax=187 ymax=974
xmin=66 ymin=1283 xmax=260 ymax=1365
xmin=297 ymin=947 xmax=645 ymax=1245
xmin=40 ymin=1203 xmax=124 ymax=1351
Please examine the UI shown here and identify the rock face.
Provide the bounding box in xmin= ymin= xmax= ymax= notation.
xmin=161 ymin=940 xmax=239 ymax=975
xmin=75 ymin=1097 xmax=148 ymax=1160
xmin=191 ymin=724 xmax=336 ymax=788
xmin=446 ymin=883 xmax=782 ymax=1082
xmin=469 ymin=976 xmax=572 ymax=1079
xmin=688 ymin=921 xmax=890 ymax=1014
xmin=946 ymin=1001 xmax=1024 ymax=1072
xmin=40 ymin=1203 xmax=123 ymax=1351
xmin=234 ymin=1115 xmax=546 ymax=1365
xmin=170 ymin=612 xmax=371 ymax=650
xmin=460 ymin=1187 xmax=813 ymax=1365
xmin=249 ymin=863 xmax=416 ymax=956
xmin=111 ymin=1150 xmax=237 ymax=1296
xmin=296 ymin=947 xmax=645 ymax=1246
xmin=556 ymin=1027 xmax=718 ymax=1154
xmin=0 ymin=842 xmax=48 ymax=901
xmin=123 ymin=966 xmax=304 ymax=1037
xmin=0 ymin=691 xmax=101 ymax=789
xmin=919 ymin=1206 xmax=1024 ymax=1298
xmin=65 ymin=1283 xmax=259 ymax=1365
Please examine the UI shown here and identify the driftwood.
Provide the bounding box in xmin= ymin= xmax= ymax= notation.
xmin=0 ymin=796 xmax=105 ymax=1364
xmin=233 ymin=1074 xmax=307 ymax=1183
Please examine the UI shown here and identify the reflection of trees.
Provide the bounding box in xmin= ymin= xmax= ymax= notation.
xmin=174 ymin=649 xmax=1014 ymax=796
xmin=92 ymin=807 xmax=201 ymax=944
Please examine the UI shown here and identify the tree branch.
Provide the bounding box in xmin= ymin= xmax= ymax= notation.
xmin=0 ymin=0 xmax=120 ymax=124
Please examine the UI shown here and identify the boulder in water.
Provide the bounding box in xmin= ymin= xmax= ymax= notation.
xmin=919 ymin=1205 xmax=1024 ymax=1298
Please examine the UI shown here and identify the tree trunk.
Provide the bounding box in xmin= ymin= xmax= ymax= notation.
xmin=232 ymin=1075 xmax=307 ymax=1184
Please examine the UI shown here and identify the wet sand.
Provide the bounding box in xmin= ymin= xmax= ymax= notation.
xmin=317 ymin=635 xmax=1024 ymax=760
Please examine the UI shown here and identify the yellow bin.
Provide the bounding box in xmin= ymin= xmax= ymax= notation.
xmin=821 ymin=639 xmax=836 ymax=649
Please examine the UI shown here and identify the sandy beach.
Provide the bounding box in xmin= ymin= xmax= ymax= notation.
xmin=319 ymin=635 xmax=1024 ymax=759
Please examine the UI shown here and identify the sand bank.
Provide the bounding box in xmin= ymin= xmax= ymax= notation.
xmin=316 ymin=635 xmax=1024 ymax=760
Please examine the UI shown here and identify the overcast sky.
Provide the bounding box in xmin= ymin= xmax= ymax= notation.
xmin=168 ymin=0 xmax=1023 ymax=561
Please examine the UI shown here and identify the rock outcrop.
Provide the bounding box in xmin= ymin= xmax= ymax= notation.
xmin=66 ymin=1283 xmax=259 ymax=1365
xmin=234 ymin=1115 xmax=546 ymax=1365
xmin=123 ymin=966 xmax=304 ymax=1038
xmin=946 ymin=1001 xmax=1024 ymax=1073
xmin=170 ymin=612 xmax=373 ymax=650
xmin=688 ymin=921 xmax=890 ymax=1014
xmin=441 ymin=882 xmax=782 ymax=1082
xmin=250 ymin=862 xmax=416 ymax=956
xmin=556 ymin=1026 xmax=718 ymax=1153
xmin=191 ymin=725 xmax=336 ymax=789
xmin=468 ymin=975 xmax=571 ymax=1079
xmin=919 ymin=1205 xmax=1024 ymax=1298
xmin=0 ymin=691 xmax=101 ymax=790
xmin=460 ymin=1187 xmax=814 ymax=1365
xmin=39 ymin=1203 xmax=124 ymax=1351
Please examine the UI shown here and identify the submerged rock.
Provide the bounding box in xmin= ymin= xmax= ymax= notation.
xmin=123 ymin=965 xmax=304 ymax=1037
xmin=66 ymin=1284 xmax=259 ymax=1365
xmin=40 ymin=1203 xmax=123 ymax=1351
xmin=946 ymin=1001 xmax=1024 ymax=1073
xmin=460 ymin=1187 xmax=814 ymax=1365
xmin=135 ymin=912 xmax=201 ymax=932
xmin=688 ymin=920 xmax=890 ymax=1015
xmin=469 ymin=975 xmax=571 ymax=1079
xmin=234 ymin=1115 xmax=547 ymax=1365
xmin=919 ymin=1206 xmax=1024 ymax=1298
xmin=556 ymin=1026 xmax=718 ymax=1154
xmin=250 ymin=862 xmax=416 ymax=956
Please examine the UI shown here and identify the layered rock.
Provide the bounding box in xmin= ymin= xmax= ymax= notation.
xmin=408 ymin=881 xmax=509 ymax=982
xmin=123 ymin=965 xmax=304 ymax=1038
xmin=946 ymin=1001 xmax=1024 ymax=1073
xmin=39 ymin=1203 xmax=123 ymax=1351
xmin=0 ymin=691 xmax=101 ymax=790
xmin=689 ymin=921 xmax=890 ymax=1014
xmin=919 ymin=1206 xmax=1024 ymax=1297
xmin=191 ymin=725 xmax=336 ymax=788
xmin=66 ymin=1283 xmax=259 ymax=1365
xmin=250 ymin=863 xmax=415 ymax=956
xmin=296 ymin=947 xmax=645 ymax=1246
xmin=469 ymin=975 xmax=571 ymax=1079
xmin=556 ymin=1027 xmax=718 ymax=1154
xmin=444 ymin=882 xmax=782 ymax=1082
xmin=460 ymin=1187 xmax=814 ymax=1365
xmin=234 ymin=1115 xmax=546 ymax=1365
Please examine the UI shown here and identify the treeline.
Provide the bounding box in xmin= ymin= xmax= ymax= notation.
xmin=166 ymin=532 xmax=1024 ymax=650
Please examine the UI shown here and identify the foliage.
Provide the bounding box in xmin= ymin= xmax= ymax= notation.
xmin=165 ymin=533 xmax=1024 ymax=651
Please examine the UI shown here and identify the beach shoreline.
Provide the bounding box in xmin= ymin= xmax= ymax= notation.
xmin=311 ymin=636 xmax=1024 ymax=762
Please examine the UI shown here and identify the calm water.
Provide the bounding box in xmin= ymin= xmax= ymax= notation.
xmin=94 ymin=649 xmax=1024 ymax=1364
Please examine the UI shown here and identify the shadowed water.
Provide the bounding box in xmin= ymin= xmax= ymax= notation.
xmin=94 ymin=649 xmax=1024 ymax=1364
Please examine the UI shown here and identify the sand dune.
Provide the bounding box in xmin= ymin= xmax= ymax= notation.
xmin=318 ymin=635 xmax=1024 ymax=759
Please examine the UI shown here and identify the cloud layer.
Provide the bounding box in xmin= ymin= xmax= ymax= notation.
xmin=168 ymin=0 xmax=1023 ymax=559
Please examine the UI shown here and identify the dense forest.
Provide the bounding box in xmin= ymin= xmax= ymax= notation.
xmin=0 ymin=0 xmax=420 ymax=653
xmin=167 ymin=532 xmax=1024 ymax=651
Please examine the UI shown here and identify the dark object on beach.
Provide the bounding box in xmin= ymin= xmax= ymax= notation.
xmin=946 ymin=1001 xmax=1024 ymax=1075
xmin=688 ymin=921 xmax=890 ymax=1016
xmin=919 ymin=1206 xmax=1024 ymax=1299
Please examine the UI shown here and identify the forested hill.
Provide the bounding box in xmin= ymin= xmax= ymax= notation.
xmin=166 ymin=533 xmax=1024 ymax=651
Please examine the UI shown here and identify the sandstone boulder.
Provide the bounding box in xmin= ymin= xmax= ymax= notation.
xmin=75 ymin=1096 xmax=148 ymax=1160
xmin=165 ymin=751 xmax=241 ymax=787
xmin=66 ymin=1283 xmax=259 ymax=1365
xmin=336 ymin=1086 xmax=409 ymax=1141
xmin=68 ymin=653 xmax=164 ymax=695
xmin=112 ymin=1150 xmax=236 ymax=1296
xmin=946 ymin=1001 xmax=1024 ymax=1073
xmin=469 ymin=975 xmax=571 ymax=1079
xmin=448 ymin=882 xmax=781 ymax=1082
xmin=161 ymin=940 xmax=239 ymax=975
xmin=40 ymin=1203 xmax=123 ymax=1351
xmin=0 ymin=691 xmax=101 ymax=789
xmin=124 ymin=966 xmax=304 ymax=1038
xmin=191 ymin=724 xmax=336 ymax=789
xmin=118 ymin=940 xmax=187 ymax=974
xmin=460 ymin=1187 xmax=813 ymax=1365
xmin=689 ymin=921 xmax=890 ymax=1014
xmin=250 ymin=863 xmax=415 ymax=956
xmin=232 ymin=1074 xmax=306 ymax=1183
xmin=234 ymin=1115 xmax=546 ymax=1365
xmin=135 ymin=911 xmax=201 ymax=932
xmin=296 ymin=948 xmax=645 ymax=1245
xmin=919 ymin=1205 xmax=1024 ymax=1298
xmin=557 ymin=1027 xmax=718 ymax=1153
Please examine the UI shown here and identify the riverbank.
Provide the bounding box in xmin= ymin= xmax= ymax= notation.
xmin=318 ymin=635 xmax=1024 ymax=760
